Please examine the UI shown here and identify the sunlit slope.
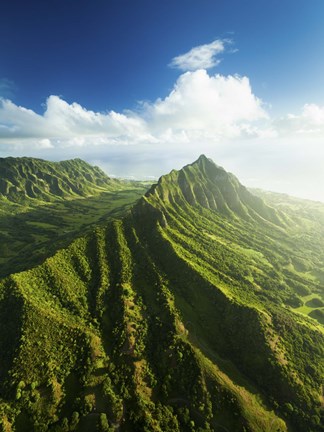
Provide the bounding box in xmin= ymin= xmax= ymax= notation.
xmin=0 ymin=156 xmax=323 ymax=431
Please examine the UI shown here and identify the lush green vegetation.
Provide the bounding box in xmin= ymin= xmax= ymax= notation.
xmin=0 ymin=155 xmax=323 ymax=431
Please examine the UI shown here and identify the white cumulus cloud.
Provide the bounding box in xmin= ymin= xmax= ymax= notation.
xmin=145 ymin=70 xmax=267 ymax=140
xmin=169 ymin=39 xmax=231 ymax=71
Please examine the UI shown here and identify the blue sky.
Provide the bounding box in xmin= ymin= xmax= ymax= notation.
xmin=1 ymin=0 xmax=324 ymax=201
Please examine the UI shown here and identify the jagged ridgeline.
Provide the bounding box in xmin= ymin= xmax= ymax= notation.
xmin=0 ymin=157 xmax=119 ymax=202
xmin=0 ymin=156 xmax=323 ymax=431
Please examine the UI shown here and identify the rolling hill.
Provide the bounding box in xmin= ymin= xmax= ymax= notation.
xmin=0 ymin=156 xmax=323 ymax=432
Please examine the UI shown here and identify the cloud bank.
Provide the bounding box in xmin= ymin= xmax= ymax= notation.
xmin=0 ymin=96 xmax=151 ymax=148
xmin=2 ymin=70 xmax=322 ymax=152
xmin=0 ymin=70 xmax=267 ymax=151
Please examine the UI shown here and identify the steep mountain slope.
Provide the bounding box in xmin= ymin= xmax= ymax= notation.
xmin=148 ymin=155 xmax=285 ymax=226
xmin=0 ymin=156 xmax=323 ymax=432
xmin=0 ymin=157 xmax=118 ymax=203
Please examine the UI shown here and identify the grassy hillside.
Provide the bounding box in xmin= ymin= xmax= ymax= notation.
xmin=0 ymin=156 xmax=323 ymax=431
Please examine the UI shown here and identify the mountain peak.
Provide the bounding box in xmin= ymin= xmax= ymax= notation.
xmin=197 ymin=153 xmax=209 ymax=162
xmin=192 ymin=153 xmax=222 ymax=169
xmin=145 ymin=155 xmax=284 ymax=226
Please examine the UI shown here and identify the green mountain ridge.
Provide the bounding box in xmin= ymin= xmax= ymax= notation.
xmin=0 ymin=157 xmax=150 ymax=278
xmin=0 ymin=156 xmax=323 ymax=432
xmin=0 ymin=157 xmax=118 ymax=203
